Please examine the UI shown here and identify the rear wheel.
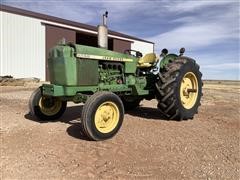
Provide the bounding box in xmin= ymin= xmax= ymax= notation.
xmin=81 ymin=92 xmax=124 ymax=141
xmin=155 ymin=57 xmax=203 ymax=120
xmin=29 ymin=88 xmax=67 ymax=120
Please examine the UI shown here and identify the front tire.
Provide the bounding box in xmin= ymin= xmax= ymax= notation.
xmin=29 ymin=88 xmax=67 ymax=120
xmin=81 ymin=92 xmax=124 ymax=141
xmin=155 ymin=57 xmax=203 ymax=120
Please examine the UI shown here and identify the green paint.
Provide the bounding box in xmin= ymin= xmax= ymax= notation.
xmin=42 ymin=83 xmax=131 ymax=96
xmin=48 ymin=46 xmax=77 ymax=85
xmin=42 ymin=84 xmax=97 ymax=96
xmin=48 ymin=44 xmax=138 ymax=87
xmin=74 ymin=44 xmax=137 ymax=62
xmin=74 ymin=44 xmax=137 ymax=74
xmin=46 ymin=43 xmax=180 ymax=103
xmin=160 ymin=54 xmax=178 ymax=69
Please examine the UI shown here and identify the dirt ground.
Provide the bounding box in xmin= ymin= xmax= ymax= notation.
xmin=0 ymin=81 xmax=239 ymax=179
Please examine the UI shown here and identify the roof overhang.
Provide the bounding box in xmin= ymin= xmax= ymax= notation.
xmin=0 ymin=4 xmax=154 ymax=44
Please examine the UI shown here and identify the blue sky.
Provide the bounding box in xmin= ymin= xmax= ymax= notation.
xmin=2 ymin=0 xmax=239 ymax=80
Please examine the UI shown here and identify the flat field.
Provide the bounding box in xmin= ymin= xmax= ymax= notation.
xmin=0 ymin=81 xmax=239 ymax=179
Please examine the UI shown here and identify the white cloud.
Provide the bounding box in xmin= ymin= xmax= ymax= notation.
xmin=147 ymin=23 xmax=237 ymax=51
xmin=98 ymin=0 xmax=148 ymax=21
xmin=2 ymin=1 xmax=98 ymax=23
xmin=147 ymin=23 xmax=237 ymax=49
xmin=165 ymin=0 xmax=234 ymax=13
xmin=202 ymin=63 xmax=240 ymax=70
xmin=194 ymin=53 xmax=240 ymax=80
xmin=146 ymin=2 xmax=239 ymax=52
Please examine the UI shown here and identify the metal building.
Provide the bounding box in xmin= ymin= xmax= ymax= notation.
xmin=0 ymin=5 xmax=154 ymax=80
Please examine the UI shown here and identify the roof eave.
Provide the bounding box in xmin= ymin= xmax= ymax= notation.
xmin=0 ymin=4 xmax=154 ymax=44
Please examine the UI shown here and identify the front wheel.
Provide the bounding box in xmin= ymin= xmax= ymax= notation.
xmin=29 ymin=88 xmax=67 ymax=120
xmin=81 ymin=92 xmax=124 ymax=141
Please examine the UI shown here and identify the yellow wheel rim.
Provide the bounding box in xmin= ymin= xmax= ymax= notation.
xmin=94 ymin=101 xmax=120 ymax=133
xmin=180 ymin=72 xmax=198 ymax=109
xmin=39 ymin=96 xmax=62 ymax=116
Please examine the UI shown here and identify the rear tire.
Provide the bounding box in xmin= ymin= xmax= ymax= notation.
xmin=29 ymin=88 xmax=67 ymax=120
xmin=155 ymin=57 xmax=203 ymax=120
xmin=81 ymin=92 xmax=124 ymax=141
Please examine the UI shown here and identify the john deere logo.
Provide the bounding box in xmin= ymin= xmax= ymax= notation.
xmin=76 ymin=53 xmax=133 ymax=62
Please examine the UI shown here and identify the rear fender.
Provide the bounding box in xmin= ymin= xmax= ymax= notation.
xmin=160 ymin=54 xmax=178 ymax=69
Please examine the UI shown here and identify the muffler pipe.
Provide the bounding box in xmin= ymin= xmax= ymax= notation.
xmin=98 ymin=11 xmax=108 ymax=49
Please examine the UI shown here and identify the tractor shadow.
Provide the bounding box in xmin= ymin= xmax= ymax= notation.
xmin=24 ymin=105 xmax=170 ymax=141
xmin=24 ymin=105 xmax=90 ymax=141
xmin=126 ymin=106 xmax=169 ymax=121
xmin=24 ymin=105 xmax=83 ymax=124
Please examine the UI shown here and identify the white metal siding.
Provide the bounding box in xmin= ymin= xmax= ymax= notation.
xmin=0 ymin=11 xmax=3 ymax=75
xmin=0 ymin=11 xmax=45 ymax=80
xmin=131 ymin=40 xmax=154 ymax=56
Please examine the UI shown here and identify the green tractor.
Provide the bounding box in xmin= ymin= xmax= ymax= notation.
xmin=29 ymin=12 xmax=202 ymax=141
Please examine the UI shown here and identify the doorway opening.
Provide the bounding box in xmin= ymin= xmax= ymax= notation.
xmin=76 ymin=32 xmax=113 ymax=50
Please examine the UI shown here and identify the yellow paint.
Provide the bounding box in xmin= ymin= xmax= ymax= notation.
xmin=76 ymin=53 xmax=133 ymax=62
xmin=94 ymin=101 xmax=120 ymax=133
xmin=180 ymin=72 xmax=198 ymax=109
xmin=39 ymin=96 xmax=62 ymax=116
xmin=138 ymin=53 xmax=158 ymax=68
xmin=138 ymin=53 xmax=157 ymax=64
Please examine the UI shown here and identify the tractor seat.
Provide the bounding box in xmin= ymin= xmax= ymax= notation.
xmin=138 ymin=53 xmax=158 ymax=68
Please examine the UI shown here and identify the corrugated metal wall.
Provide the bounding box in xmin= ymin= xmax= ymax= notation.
xmin=1 ymin=11 xmax=45 ymax=80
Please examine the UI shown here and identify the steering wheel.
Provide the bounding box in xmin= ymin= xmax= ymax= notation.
xmin=124 ymin=49 xmax=143 ymax=58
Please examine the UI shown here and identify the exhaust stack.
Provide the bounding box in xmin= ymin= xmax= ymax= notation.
xmin=98 ymin=11 xmax=108 ymax=49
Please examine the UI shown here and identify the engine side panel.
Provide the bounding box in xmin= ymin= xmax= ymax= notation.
xmin=47 ymin=43 xmax=149 ymax=97
xmin=77 ymin=59 xmax=99 ymax=85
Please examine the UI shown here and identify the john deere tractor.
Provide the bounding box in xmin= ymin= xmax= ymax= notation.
xmin=29 ymin=12 xmax=202 ymax=141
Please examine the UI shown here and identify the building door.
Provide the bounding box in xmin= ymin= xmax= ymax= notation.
xmin=45 ymin=25 xmax=76 ymax=80
xmin=76 ymin=32 xmax=114 ymax=51
xmin=113 ymin=39 xmax=132 ymax=53
xmin=76 ymin=32 xmax=97 ymax=47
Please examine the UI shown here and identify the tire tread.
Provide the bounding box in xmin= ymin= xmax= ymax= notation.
xmin=155 ymin=57 xmax=203 ymax=120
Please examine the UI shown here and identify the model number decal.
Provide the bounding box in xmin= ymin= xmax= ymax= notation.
xmin=76 ymin=53 xmax=133 ymax=62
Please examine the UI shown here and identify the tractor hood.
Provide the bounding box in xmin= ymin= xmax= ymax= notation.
xmin=72 ymin=44 xmax=137 ymax=63
xmin=48 ymin=43 xmax=138 ymax=86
